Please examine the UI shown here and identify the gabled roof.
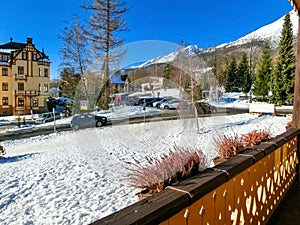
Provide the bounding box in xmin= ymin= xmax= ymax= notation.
xmin=0 ymin=38 xmax=50 ymax=62
xmin=0 ymin=41 xmax=26 ymax=51
xmin=110 ymin=74 xmax=125 ymax=84
xmin=37 ymin=49 xmax=50 ymax=62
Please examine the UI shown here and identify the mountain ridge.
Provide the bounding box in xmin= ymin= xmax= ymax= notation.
xmin=132 ymin=10 xmax=298 ymax=69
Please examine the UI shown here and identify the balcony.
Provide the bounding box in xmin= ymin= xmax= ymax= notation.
xmin=91 ymin=128 xmax=300 ymax=225
xmin=15 ymin=90 xmax=40 ymax=96
xmin=15 ymin=74 xmax=27 ymax=81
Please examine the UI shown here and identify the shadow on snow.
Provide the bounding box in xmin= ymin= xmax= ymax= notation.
xmin=0 ymin=153 xmax=39 ymax=164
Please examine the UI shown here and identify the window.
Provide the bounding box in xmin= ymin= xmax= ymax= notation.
xmin=33 ymin=98 xmax=38 ymax=107
xmin=18 ymin=66 xmax=24 ymax=75
xmin=2 ymin=54 xmax=8 ymax=62
xmin=22 ymin=52 xmax=27 ymax=60
xmin=44 ymin=68 xmax=49 ymax=77
xmin=39 ymin=68 xmax=42 ymax=76
xmin=18 ymin=98 xmax=24 ymax=106
xmin=2 ymin=83 xmax=8 ymax=91
xmin=2 ymin=97 xmax=8 ymax=105
xmin=33 ymin=53 xmax=37 ymax=61
xmin=2 ymin=68 xmax=8 ymax=76
xmin=39 ymin=83 xmax=41 ymax=92
xmin=44 ymin=84 xmax=48 ymax=92
xmin=18 ymin=83 xmax=24 ymax=91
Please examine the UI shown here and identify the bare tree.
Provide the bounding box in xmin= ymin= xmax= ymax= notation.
xmin=58 ymin=15 xmax=91 ymax=106
xmin=59 ymin=15 xmax=89 ymax=75
xmin=82 ymin=0 xmax=128 ymax=110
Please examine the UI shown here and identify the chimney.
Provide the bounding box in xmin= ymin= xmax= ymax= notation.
xmin=27 ymin=37 xmax=33 ymax=44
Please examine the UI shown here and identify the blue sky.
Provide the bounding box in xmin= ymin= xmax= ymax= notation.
xmin=0 ymin=0 xmax=294 ymax=79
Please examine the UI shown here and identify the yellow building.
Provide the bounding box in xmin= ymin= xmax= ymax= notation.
xmin=0 ymin=37 xmax=50 ymax=116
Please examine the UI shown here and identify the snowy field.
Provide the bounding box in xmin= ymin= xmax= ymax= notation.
xmin=0 ymin=112 xmax=291 ymax=225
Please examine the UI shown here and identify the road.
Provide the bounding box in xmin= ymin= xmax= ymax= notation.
xmin=0 ymin=106 xmax=250 ymax=142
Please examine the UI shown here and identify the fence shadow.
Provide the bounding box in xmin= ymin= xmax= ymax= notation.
xmin=0 ymin=153 xmax=39 ymax=164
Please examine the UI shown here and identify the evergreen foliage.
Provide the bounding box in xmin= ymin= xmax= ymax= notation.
xmin=253 ymin=41 xmax=273 ymax=99
xmin=238 ymin=52 xmax=251 ymax=93
xmin=59 ymin=68 xmax=81 ymax=99
xmin=225 ymin=57 xmax=239 ymax=92
xmin=163 ymin=64 xmax=170 ymax=86
xmin=270 ymin=13 xmax=295 ymax=104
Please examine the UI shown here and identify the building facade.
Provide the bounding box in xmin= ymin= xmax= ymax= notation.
xmin=0 ymin=37 xmax=50 ymax=116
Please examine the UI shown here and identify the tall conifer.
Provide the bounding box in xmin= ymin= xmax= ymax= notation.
xmin=253 ymin=41 xmax=272 ymax=99
xmin=225 ymin=57 xmax=238 ymax=92
xmin=271 ymin=13 xmax=295 ymax=104
xmin=238 ymin=52 xmax=251 ymax=93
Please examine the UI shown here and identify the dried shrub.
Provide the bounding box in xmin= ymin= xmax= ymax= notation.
xmin=286 ymin=121 xmax=292 ymax=130
xmin=125 ymin=145 xmax=208 ymax=196
xmin=242 ymin=129 xmax=271 ymax=148
xmin=214 ymin=134 xmax=244 ymax=160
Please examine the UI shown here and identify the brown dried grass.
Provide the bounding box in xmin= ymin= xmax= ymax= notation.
xmin=214 ymin=134 xmax=244 ymax=160
xmin=242 ymin=129 xmax=271 ymax=148
xmin=125 ymin=144 xmax=208 ymax=195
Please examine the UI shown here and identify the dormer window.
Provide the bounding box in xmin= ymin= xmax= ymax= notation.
xmin=22 ymin=52 xmax=27 ymax=60
xmin=2 ymin=54 xmax=8 ymax=62
xmin=33 ymin=53 xmax=37 ymax=61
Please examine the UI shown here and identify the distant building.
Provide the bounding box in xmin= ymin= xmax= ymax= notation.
xmin=0 ymin=37 xmax=50 ymax=116
xmin=110 ymin=74 xmax=130 ymax=92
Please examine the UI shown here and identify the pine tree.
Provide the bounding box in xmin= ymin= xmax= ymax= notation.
xmin=82 ymin=0 xmax=128 ymax=110
xmin=163 ymin=64 xmax=171 ymax=87
xmin=225 ymin=57 xmax=238 ymax=92
xmin=271 ymin=13 xmax=295 ymax=104
xmin=253 ymin=41 xmax=272 ymax=100
xmin=59 ymin=68 xmax=81 ymax=98
xmin=238 ymin=52 xmax=251 ymax=93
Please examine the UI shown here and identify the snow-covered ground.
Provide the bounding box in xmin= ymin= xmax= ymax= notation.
xmin=0 ymin=111 xmax=291 ymax=225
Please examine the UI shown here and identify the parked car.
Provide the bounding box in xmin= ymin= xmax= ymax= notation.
xmin=70 ymin=113 xmax=108 ymax=130
xmin=160 ymin=98 xmax=186 ymax=110
xmin=195 ymin=101 xmax=217 ymax=114
xmin=35 ymin=112 xmax=61 ymax=124
xmin=133 ymin=97 xmax=162 ymax=107
xmin=152 ymin=96 xmax=175 ymax=108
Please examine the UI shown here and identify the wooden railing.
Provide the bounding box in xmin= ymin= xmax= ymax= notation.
xmin=92 ymin=128 xmax=300 ymax=225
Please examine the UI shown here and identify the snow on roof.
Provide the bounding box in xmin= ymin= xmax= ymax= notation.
xmin=0 ymin=62 xmax=9 ymax=66
xmin=110 ymin=74 xmax=125 ymax=84
xmin=0 ymin=49 xmax=15 ymax=53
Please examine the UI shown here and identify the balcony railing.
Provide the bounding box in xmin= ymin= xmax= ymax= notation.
xmin=15 ymin=74 xmax=27 ymax=80
xmin=15 ymin=90 xmax=40 ymax=96
xmin=91 ymin=128 xmax=300 ymax=225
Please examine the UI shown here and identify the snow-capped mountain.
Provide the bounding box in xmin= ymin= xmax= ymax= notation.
xmin=134 ymin=45 xmax=202 ymax=68
xmin=133 ymin=10 xmax=298 ymax=69
xmin=217 ymin=10 xmax=298 ymax=49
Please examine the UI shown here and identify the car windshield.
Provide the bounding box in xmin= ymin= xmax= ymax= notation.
xmin=39 ymin=113 xmax=49 ymax=118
